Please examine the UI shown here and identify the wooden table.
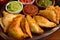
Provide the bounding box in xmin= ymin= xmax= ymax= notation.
xmin=41 ymin=29 xmax=60 ymax=40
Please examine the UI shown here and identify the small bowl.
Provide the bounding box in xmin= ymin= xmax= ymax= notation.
xmin=18 ymin=0 xmax=35 ymax=5
xmin=5 ymin=1 xmax=23 ymax=14
xmin=36 ymin=0 xmax=55 ymax=8
xmin=23 ymin=4 xmax=39 ymax=16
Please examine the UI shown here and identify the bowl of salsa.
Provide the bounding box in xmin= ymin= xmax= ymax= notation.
xmin=18 ymin=0 xmax=35 ymax=5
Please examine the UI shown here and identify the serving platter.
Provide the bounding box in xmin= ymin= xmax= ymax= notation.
xmin=0 ymin=22 xmax=60 ymax=40
xmin=0 ymin=0 xmax=60 ymax=40
xmin=26 ymin=24 xmax=60 ymax=40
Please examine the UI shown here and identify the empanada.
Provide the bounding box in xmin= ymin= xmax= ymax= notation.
xmin=8 ymin=15 xmax=28 ymax=39
xmin=2 ymin=11 xmax=23 ymax=32
xmin=39 ymin=7 xmax=59 ymax=24
xmin=25 ymin=18 xmax=32 ymax=38
xmin=46 ymin=6 xmax=60 ymax=24
xmin=20 ymin=18 xmax=32 ymax=38
xmin=55 ymin=6 xmax=60 ymax=21
xmin=39 ymin=10 xmax=56 ymax=23
xmin=26 ymin=15 xmax=44 ymax=34
xmin=33 ymin=16 xmax=57 ymax=28
xmin=20 ymin=18 xmax=26 ymax=33
xmin=0 ymin=18 xmax=4 ymax=29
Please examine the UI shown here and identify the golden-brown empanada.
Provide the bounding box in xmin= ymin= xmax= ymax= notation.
xmin=20 ymin=17 xmax=26 ymax=33
xmin=2 ymin=11 xmax=23 ymax=32
xmin=20 ymin=18 xmax=32 ymax=38
xmin=33 ymin=16 xmax=57 ymax=28
xmin=39 ymin=10 xmax=56 ymax=23
xmin=46 ymin=6 xmax=60 ymax=24
xmin=26 ymin=15 xmax=44 ymax=34
xmin=25 ymin=18 xmax=32 ymax=38
xmin=0 ymin=18 xmax=4 ymax=29
xmin=55 ymin=6 xmax=60 ymax=21
xmin=8 ymin=15 xmax=28 ymax=39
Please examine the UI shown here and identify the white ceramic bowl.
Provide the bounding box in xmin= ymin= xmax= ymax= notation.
xmin=5 ymin=1 xmax=23 ymax=14
xmin=18 ymin=0 xmax=35 ymax=5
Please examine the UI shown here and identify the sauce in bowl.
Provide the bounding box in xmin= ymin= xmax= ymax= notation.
xmin=20 ymin=0 xmax=33 ymax=3
xmin=18 ymin=0 xmax=35 ymax=4
xmin=38 ymin=0 xmax=52 ymax=7
xmin=7 ymin=1 xmax=22 ymax=12
xmin=23 ymin=4 xmax=38 ymax=16
xmin=6 ymin=1 xmax=23 ymax=14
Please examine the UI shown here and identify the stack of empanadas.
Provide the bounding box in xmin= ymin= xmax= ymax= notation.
xmin=8 ymin=15 xmax=29 ymax=39
xmin=0 ymin=9 xmax=59 ymax=39
xmin=39 ymin=6 xmax=60 ymax=24
xmin=0 ymin=11 xmax=44 ymax=39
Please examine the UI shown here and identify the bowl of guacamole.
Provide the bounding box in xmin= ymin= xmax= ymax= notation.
xmin=6 ymin=1 xmax=23 ymax=14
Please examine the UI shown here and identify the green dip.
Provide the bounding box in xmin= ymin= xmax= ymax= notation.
xmin=38 ymin=0 xmax=52 ymax=7
xmin=7 ymin=1 xmax=22 ymax=12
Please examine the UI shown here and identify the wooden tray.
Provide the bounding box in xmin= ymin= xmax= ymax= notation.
xmin=0 ymin=0 xmax=60 ymax=40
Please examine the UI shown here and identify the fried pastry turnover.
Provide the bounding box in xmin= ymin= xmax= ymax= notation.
xmin=26 ymin=15 xmax=44 ymax=34
xmin=8 ymin=15 xmax=28 ymax=39
xmin=33 ymin=16 xmax=57 ymax=28
xmin=2 ymin=11 xmax=23 ymax=32
xmin=39 ymin=6 xmax=60 ymax=24
xmin=46 ymin=6 xmax=60 ymax=24
xmin=55 ymin=6 xmax=60 ymax=21
xmin=20 ymin=18 xmax=32 ymax=38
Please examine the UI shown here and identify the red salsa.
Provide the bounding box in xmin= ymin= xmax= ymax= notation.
xmin=20 ymin=0 xmax=33 ymax=3
xmin=23 ymin=4 xmax=38 ymax=16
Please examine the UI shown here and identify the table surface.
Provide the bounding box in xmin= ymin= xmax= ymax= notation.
xmin=42 ymin=29 xmax=60 ymax=40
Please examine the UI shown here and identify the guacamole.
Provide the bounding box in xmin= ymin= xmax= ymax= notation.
xmin=7 ymin=1 xmax=22 ymax=12
xmin=38 ymin=0 xmax=52 ymax=7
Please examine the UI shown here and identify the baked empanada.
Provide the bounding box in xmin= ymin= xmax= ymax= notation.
xmin=25 ymin=18 xmax=32 ymax=38
xmin=33 ymin=16 xmax=57 ymax=28
xmin=26 ymin=15 xmax=44 ymax=34
xmin=55 ymin=6 xmax=60 ymax=21
xmin=2 ymin=11 xmax=23 ymax=32
xmin=46 ymin=6 xmax=60 ymax=24
xmin=39 ymin=10 xmax=56 ymax=23
xmin=39 ymin=7 xmax=59 ymax=24
xmin=0 ymin=18 xmax=4 ymax=29
xmin=8 ymin=15 xmax=28 ymax=39
xmin=20 ymin=18 xmax=26 ymax=33
xmin=20 ymin=18 xmax=32 ymax=38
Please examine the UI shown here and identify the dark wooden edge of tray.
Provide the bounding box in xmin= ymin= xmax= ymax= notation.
xmin=26 ymin=24 xmax=60 ymax=40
